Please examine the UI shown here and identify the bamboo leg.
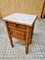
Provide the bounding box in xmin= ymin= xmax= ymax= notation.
xmin=5 ymin=21 xmax=14 ymax=47
xmin=9 ymin=36 xmax=14 ymax=47
xmin=29 ymin=31 xmax=32 ymax=44
xmin=30 ymin=22 xmax=35 ymax=44
xmin=25 ymin=26 xmax=30 ymax=54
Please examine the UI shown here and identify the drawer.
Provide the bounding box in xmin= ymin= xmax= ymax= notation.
xmin=7 ymin=22 xmax=27 ymax=30
xmin=16 ymin=24 xmax=27 ymax=30
xmin=7 ymin=22 xmax=16 ymax=28
xmin=7 ymin=22 xmax=27 ymax=32
xmin=11 ymin=29 xmax=25 ymax=40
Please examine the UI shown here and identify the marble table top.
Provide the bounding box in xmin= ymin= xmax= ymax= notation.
xmin=2 ymin=13 xmax=37 ymax=26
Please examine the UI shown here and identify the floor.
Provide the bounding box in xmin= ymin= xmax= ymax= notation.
xmin=0 ymin=18 xmax=45 ymax=60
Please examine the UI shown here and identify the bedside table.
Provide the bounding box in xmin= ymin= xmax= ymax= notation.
xmin=2 ymin=13 xmax=37 ymax=54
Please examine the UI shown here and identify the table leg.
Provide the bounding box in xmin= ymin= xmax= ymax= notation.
xmin=30 ymin=22 xmax=35 ymax=44
xmin=9 ymin=36 xmax=14 ymax=47
xmin=5 ymin=21 xmax=14 ymax=47
xmin=25 ymin=26 xmax=30 ymax=54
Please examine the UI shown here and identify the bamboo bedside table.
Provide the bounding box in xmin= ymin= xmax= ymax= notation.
xmin=2 ymin=13 xmax=37 ymax=54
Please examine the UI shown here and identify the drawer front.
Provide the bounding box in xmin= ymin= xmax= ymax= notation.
xmin=8 ymin=22 xmax=16 ymax=28
xmin=11 ymin=29 xmax=25 ymax=40
xmin=16 ymin=24 xmax=27 ymax=30
xmin=7 ymin=22 xmax=27 ymax=30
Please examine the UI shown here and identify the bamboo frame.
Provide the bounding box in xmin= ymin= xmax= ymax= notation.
xmin=5 ymin=21 xmax=35 ymax=54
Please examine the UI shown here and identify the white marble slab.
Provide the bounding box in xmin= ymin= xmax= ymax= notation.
xmin=2 ymin=13 xmax=37 ymax=26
